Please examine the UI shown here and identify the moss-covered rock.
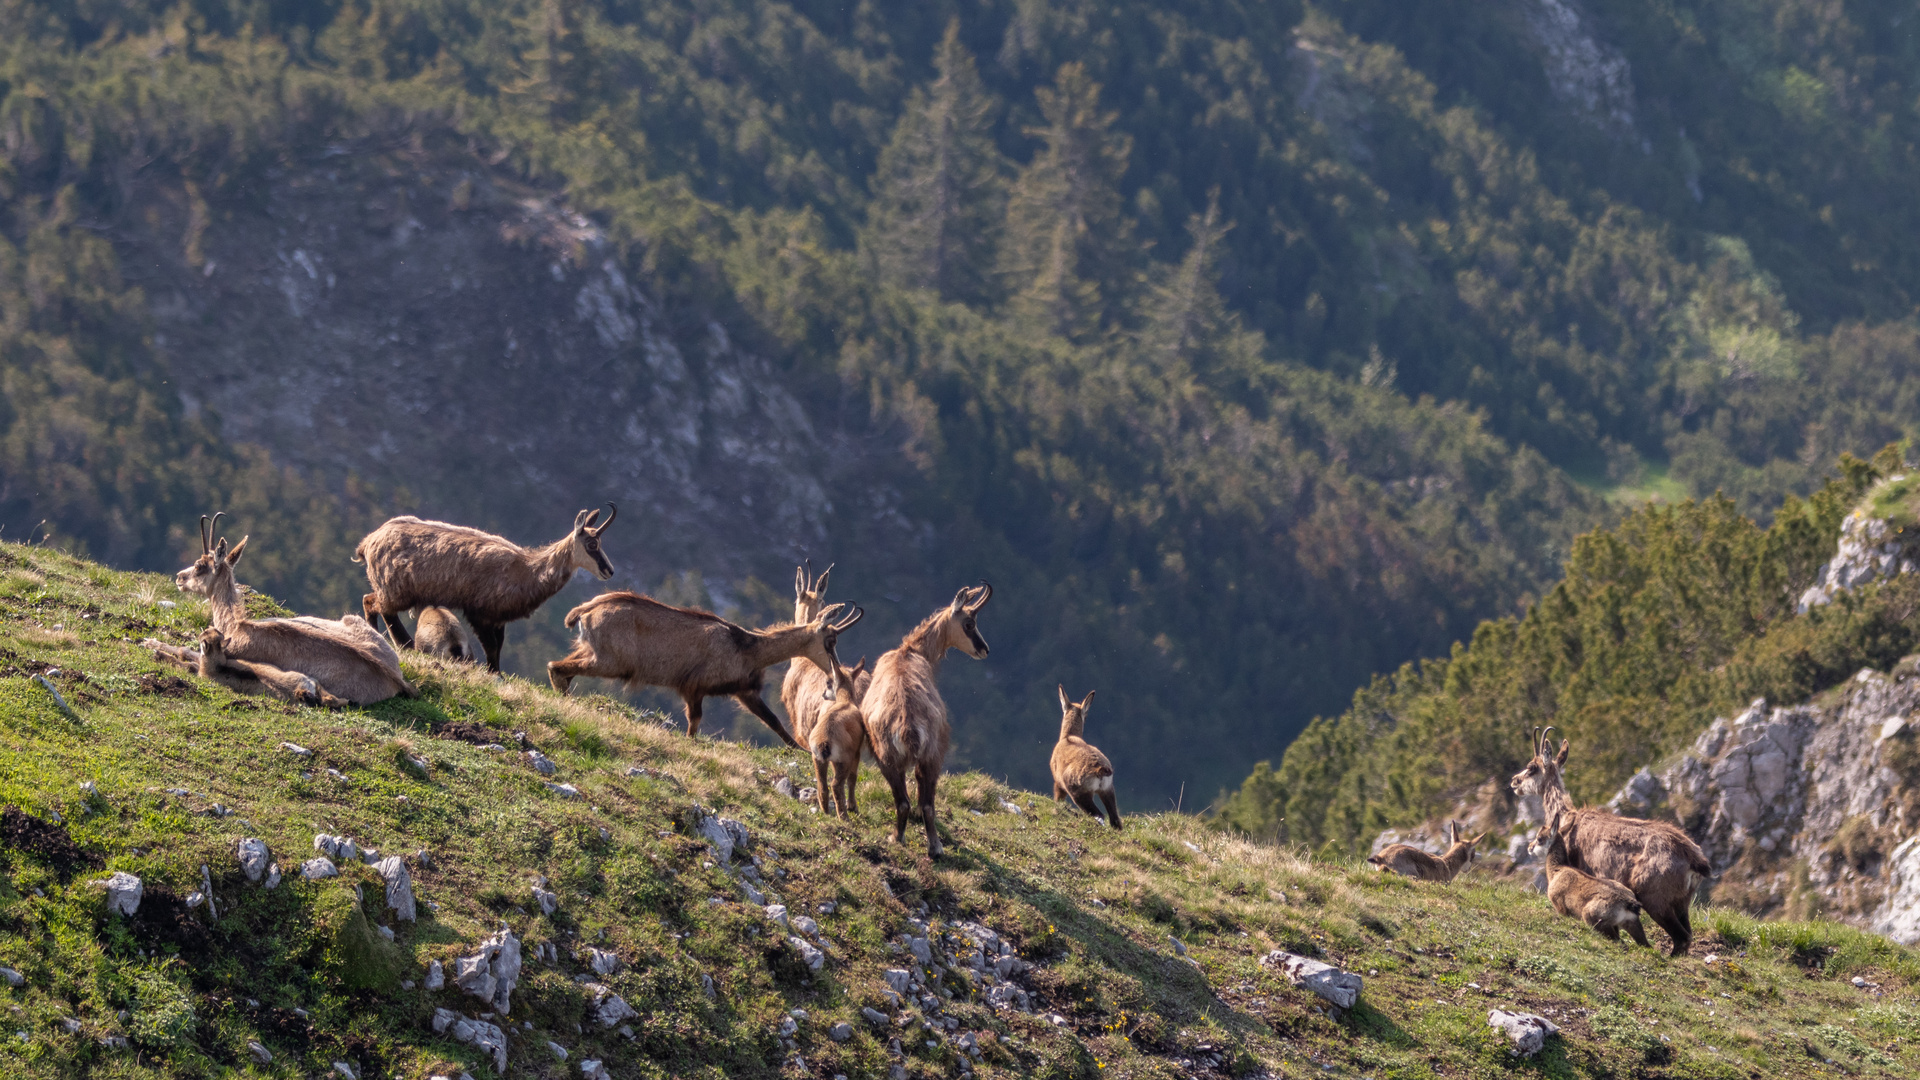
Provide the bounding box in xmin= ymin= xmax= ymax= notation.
xmin=313 ymin=882 xmax=401 ymax=992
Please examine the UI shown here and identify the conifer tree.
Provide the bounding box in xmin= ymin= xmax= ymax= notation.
xmin=998 ymin=62 xmax=1136 ymax=343
xmin=863 ymin=22 xmax=1006 ymax=304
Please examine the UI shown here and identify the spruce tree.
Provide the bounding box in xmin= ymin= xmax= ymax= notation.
xmin=999 ymin=62 xmax=1135 ymax=343
xmin=863 ymin=21 xmax=1006 ymax=304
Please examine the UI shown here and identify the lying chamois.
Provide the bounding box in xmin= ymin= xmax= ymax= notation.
xmin=865 ymin=583 xmax=992 ymax=858
xmin=145 ymin=628 xmax=346 ymax=708
xmin=783 ymin=562 xmax=855 ymax=747
xmin=1050 ymin=687 xmax=1121 ymax=829
xmin=810 ymin=654 xmax=869 ymax=818
xmin=1367 ymin=822 xmax=1482 ymax=881
xmin=1531 ymin=812 xmax=1650 ymax=946
xmin=354 ymin=505 xmax=617 ymax=671
xmin=1511 ymin=726 xmax=1711 ymax=955
xmin=171 ymin=514 xmax=415 ymax=704
xmin=414 ymin=606 xmax=481 ymax=663
xmin=548 ymin=593 xmax=864 ymax=749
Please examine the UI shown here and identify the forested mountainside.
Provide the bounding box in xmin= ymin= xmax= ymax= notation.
xmin=6 ymin=0 xmax=1920 ymax=806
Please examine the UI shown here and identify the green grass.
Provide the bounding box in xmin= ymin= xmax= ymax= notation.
xmin=2 ymin=540 xmax=1918 ymax=1078
xmin=1864 ymin=473 xmax=1920 ymax=530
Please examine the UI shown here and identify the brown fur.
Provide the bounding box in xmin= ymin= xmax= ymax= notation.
xmin=414 ymin=606 xmax=480 ymax=663
xmin=354 ymin=506 xmax=616 ymax=670
xmin=782 ymin=563 xmax=864 ymax=746
xmin=1531 ymin=814 xmax=1651 ymax=946
xmin=810 ymin=655 xmax=869 ymax=818
xmin=145 ymin=629 xmax=347 ymax=708
xmin=547 ymin=592 xmax=863 ymax=749
xmin=864 ymin=583 xmax=992 ymax=858
xmin=1366 ymin=821 xmax=1484 ymax=882
xmin=1511 ymin=726 xmax=1712 ymax=955
xmin=1049 ymin=686 xmax=1121 ymax=829
xmin=170 ymin=515 xmax=414 ymax=704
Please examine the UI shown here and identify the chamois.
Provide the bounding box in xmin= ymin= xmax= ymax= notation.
xmin=1511 ymin=726 xmax=1712 ymax=955
xmin=1049 ymin=686 xmax=1122 ymax=829
xmin=782 ymin=562 xmax=854 ymax=747
xmin=864 ymin=583 xmax=992 ymax=858
xmin=548 ymin=593 xmax=865 ymax=749
xmin=1366 ymin=822 xmax=1483 ymax=882
xmin=414 ymin=606 xmax=481 ymax=663
xmin=1531 ymin=812 xmax=1650 ymax=946
xmin=810 ymin=654 xmax=869 ymax=817
xmin=171 ymin=515 xmax=416 ymax=704
xmin=354 ymin=505 xmax=617 ymax=671
xmin=145 ymin=629 xmax=346 ymax=708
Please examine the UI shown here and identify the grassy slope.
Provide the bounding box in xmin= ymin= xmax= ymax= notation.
xmin=1 ymin=542 xmax=1919 ymax=1080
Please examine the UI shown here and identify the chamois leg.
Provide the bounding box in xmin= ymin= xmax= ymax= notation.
xmin=1052 ymin=780 xmax=1067 ymax=801
xmin=1645 ymin=904 xmax=1690 ymax=957
xmin=1625 ymin=919 xmax=1650 ymax=948
xmin=1597 ymin=923 xmax=1621 ymax=941
xmin=1099 ymin=791 xmax=1123 ymax=830
xmin=1670 ymin=893 xmax=1696 ymax=955
xmin=683 ymin=696 xmax=705 ymax=738
xmin=812 ymin=755 xmax=835 ymax=815
xmin=916 ymin=763 xmax=943 ymax=859
xmin=733 ymin=691 xmax=802 ymax=748
xmin=143 ymin=640 xmax=201 ymax=673
xmin=879 ymin=761 xmax=913 ymax=845
xmin=472 ymin=621 xmax=506 ymax=672
xmin=1070 ymin=791 xmax=1102 ymax=819
xmin=837 ymin=762 xmax=859 ymax=816
xmin=366 ymin=594 xmax=415 ymax=649
xmin=546 ymin=645 xmax=599 ymax=694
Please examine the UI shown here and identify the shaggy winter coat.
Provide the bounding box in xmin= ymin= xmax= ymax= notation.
xmin=1533 ymin=816 xmax=1651 ymax=946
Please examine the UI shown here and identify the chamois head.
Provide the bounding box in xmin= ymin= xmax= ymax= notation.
xmin=567 ymin=504 xmax=619 ymax=581
xmin=1509 ymin=725 xmax=1569 ymax=797
xmin=793 ymin=560 xmax=834 ymax=623
xmin=806 ymin=602 xmax=865 ymax=700
xmin=1444 ymin=820 xmax=1486 ymax=866
xmin=1057 ymin=685 xmax=1095 ymax=738
xmin=176 ymin=513 xmax=249 ymax=597
xmin=944 ymin=581 xmax=993 ymax=658
xmin=1527 ymin=810 xmax=1567 ymax=861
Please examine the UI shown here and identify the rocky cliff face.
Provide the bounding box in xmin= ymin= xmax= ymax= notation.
xmin=118 ymin=141 xmax=926 ymax=673
xmin=1797 ymin=505 xmax=1920 ymax=613
xmin=1610 ymin=669 xmax=1920 ymax=942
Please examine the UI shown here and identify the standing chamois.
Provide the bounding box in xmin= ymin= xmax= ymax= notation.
xmin=548 ymin=593 xmax=864 ymax=749
xmin=864 ymin=583 xmax=993 ymax=859
xmin=146 ymin=628 xmax=346 ymax=708
xmin=810 ymin=654 xmax=869 ymax=818
xmin=354 ymin=505 xmax=617 ymax=671
xmin=169 ymin=514 xmax=416 ymax=704
xmin=1366 ymin=822 xmax=1483 ymax=881
xmin=1531 ymin=811 xmax=1650 ymax=946
xmin=782 ymin=562 xmax=858 ymax=747
xmin=1050 ymin=687 xmax=1122 ymax=829
xmin=414 ymin=606 xmax=481 ymax=663
xmin=1511 ymin=726 xmax=1711 ymax=955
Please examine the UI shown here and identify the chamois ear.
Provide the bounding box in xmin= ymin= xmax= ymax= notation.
xmin=814 ymin=601 xmax=850 ymax=627
xmin=814 ymin=562 xmax=833 ymax=595
xmin=227 ymin=536 xmax=249 ymax=566
xmin=1080 ymin=689 xmax=1095 ymax=712
xmin=1469 ymin=832 xmax=1486 ymax=848
xmin=795 ymin=564 xmax=808 ymax=599
xmin=1058 ymin=684 xmax=1070 ymax=712
xmin=572 ymin=508 xmax=593 ymax=532
xmin=949 ymin=585 xmax=972 ymax=612
xmin=1554 ymin=739 xmax=1570 ymax=767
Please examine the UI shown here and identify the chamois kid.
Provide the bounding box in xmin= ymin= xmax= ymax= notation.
xmin=1531 ymin=811 xmax=1651 ymax=946
xmin=1366 ymin=822 xmax=1484 ymax=882
xmin=1511 ymin=726 xmax=1711 ymax=955
xmin=169 ymin=514 xmax=415 ymax=704
xmin=1050 ymin=687 xmax=1122 ymax=829
xmin=414 ymin=606 xmax=481 ymax=663
xmin=810 ymin=654 xmax=869 ymax=818
xmin=548 ymin=593 xmax=864 ymax=748
xmin=864 ymin=583 xmax=992 ymax=858
xmin=354 ymin=505 xmax=617 ymax=671
xmin=145 ymin=628 xmax=346 ymax=708
xmin=783 ymin=562 xmax=868 ymax=746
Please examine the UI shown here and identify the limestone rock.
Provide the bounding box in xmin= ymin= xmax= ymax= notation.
xmin=1261 ymin=950 xmax=1361 ymax=1009
xmin=526 ymin=749 xmax=557 ymax=776
xmin=375 ymin=856 xmax=416 ymax=922
xmin=1798 ymin=509 xmax=1920 ymax=613
xmin=548 ymin=1040 xmax=568 ymax=1061
xmin=0 ymin=967 xmax=22 ymax=987
xmin=454 ymin=928 xmax=523 ymax=1014
xmin=1487 ymin=1009 xmax=1558 ymax=1057
xmin=862 ymin=1007 xmax=889 ymax=1027
xmin=580 ymin=1060 xmax=611 ymax=1080
xmin=302 ymin=857 xmax=339 ymax=881
xmin=99 ymin=872 xmax=143 ymax=916
xmin=313 ymin=834 xmax=358 ymax=862
xmin=533 ymin=886 xmax=558 ymax=916
xmin=829 ymin=1021 xmax=854 ymax=1042
xmin=766 ymin=904 xmax=789 ymax=927
xmin=882 ymin=969 xmax=912 ymax=994
xmin=432 ymin=1009 xmax=508 ymax=1074
xmin=264 ymin=863 xmax=281 ymax=889
xmin=247 ymin=1039 xmax=272 ymax=1063
xmin=694 ymin=812 xmax=752 ymax=863
xmin=587 ymin=948 xmax=621 ymax=976
xmin=425 ymin=960 xmax=445 ymax=990
xmin=588 ymin=984 xmax=638 ymax=1027
xmin=788 ymin=936 xmax=825 ymax=971
xmin=237 ymin=838 xmax=271 ymax=882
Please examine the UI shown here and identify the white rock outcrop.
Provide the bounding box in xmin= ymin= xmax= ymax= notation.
xmin=1488 ymin=1009 xmax=1558 ymax=1056
xmin=237 ymin=838 xmax=271 ymax=883
xmin=587 ymin=984 xmax=637 ymax=1027
xmin=375 ymin=855 xmax=416 ymax=922
xmin=432 ymin=1008 xmax=507 ymax=1073
xmin=1261 ymin=950 xmax=1361 ymax=1009
xmin=1799 ymin=509 xmax=1920 ymax=612
xmin=99 ymin=872 xmax=143 ymax=916
xmin=454 ymin=928 xmax=523 ymax=1015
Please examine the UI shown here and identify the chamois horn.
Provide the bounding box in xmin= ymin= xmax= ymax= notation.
xmin=965 ymin=579 xmax=992 ymax=612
